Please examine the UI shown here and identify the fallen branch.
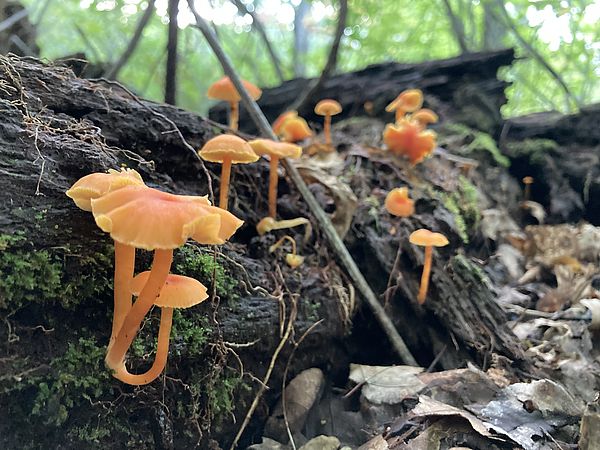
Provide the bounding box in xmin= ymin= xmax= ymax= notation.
xmin=187 ymin=0 xmax=417 ymax=367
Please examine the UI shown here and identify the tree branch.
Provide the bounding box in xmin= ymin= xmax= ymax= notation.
xmin=164 ymin=0 xmax=178 ymax=105
xmin=104 ymin=0 xmax=156 ymax=80
xmin=441 ymin=0 xmax=469 ymax=54
xmin=230 ymin=0 xmax=284 ymax=83
xmin=289 ymin=0 xmax=348 ymax=112
xmin=186 ymin=0 xmax=417 ymax=367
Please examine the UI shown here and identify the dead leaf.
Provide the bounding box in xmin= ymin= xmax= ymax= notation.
xmin=349 ymin=364 xmax=425 ymax=405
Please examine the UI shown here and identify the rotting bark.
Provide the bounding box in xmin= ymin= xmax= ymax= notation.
xmin=210 ymin=48 xmax=515 ymax=135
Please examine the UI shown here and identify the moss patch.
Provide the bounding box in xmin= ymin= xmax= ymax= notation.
xmin=440 ymin=176 xmax=481 ymax=243
xmin=442 ymin=123 xmax=510 ymax=167
xmin=505 ymin=138 xmax=558 ymax=165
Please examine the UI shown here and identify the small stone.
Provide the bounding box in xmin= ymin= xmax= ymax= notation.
xmin=247 ymin=437 xmax=288 ymax=450
xmin=298 ymin=435 xmax=340 ymax=450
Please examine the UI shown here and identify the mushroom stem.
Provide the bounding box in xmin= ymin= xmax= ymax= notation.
xmin=105 ymin=248 xmax=173 ymax=372
xmin=229 ymin=101 xmax=239 ymax=131
xmin=109 ymin=242 xmax=135 ymax=348
xmin=395 ymin=107 xmax=405 ymax=123
xmin=112 ymin=307 xmax=173 ymax=385
xmin=324 ymin=114 xmax=332 ymax=145
xmin=524 ymin=184 xmax=531 ymax=202
xmin=268 ymin=156 xmax=280 ymax=218
xmin=219 ymin=157 xmax=232 ymax=210
xmin=417 ymin=245 xmax=433 ymax=304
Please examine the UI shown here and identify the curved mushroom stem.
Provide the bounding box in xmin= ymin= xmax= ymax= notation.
xmin=220 ymin=157 xmax=233 ymax=210
xmin=105 ymin=249 xmax=173 ymax=372
xmin=395 ymin=107 xmax=405 ymax=123
xmin=112 ymin=307 xmax=173 ymax=385
xmin=109 ymin=242 xmax=136 ymax=349
xmin=268 ymin=156 xmax=280 ymax=218
xmin=229 ymin=101 xmax=239 ymax=131
xmin=417 ymin=245 xmax=432 ymax=304
xmin=269 ymin=235 xmax=297 ymax=255
xmin=324 ymin=114 xmax=332 ymax=146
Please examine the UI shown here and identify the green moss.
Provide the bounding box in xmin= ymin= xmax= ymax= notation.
xmin=505 ymin=138 xmax=558 ymax=165
xmin=443 ymin=123 xmax=510 ymax=167
xmin=440 ymin=176 xmax=481 ymax=244
xmin=175 ymin=245 xmax=238 ymax=301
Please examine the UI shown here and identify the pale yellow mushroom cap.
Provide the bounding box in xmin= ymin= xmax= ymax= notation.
xmin=409 ymin=229 xmax=449 ymax=247
xmin=249 ymin=139 xmax=302 ymax=159
xmin=131 ymin=272 xmax=208 ymax=309
xmin=198 ymin=134 xmax=259 ymax=164
xmin=314 ymin=99 xmax=342 ymax=116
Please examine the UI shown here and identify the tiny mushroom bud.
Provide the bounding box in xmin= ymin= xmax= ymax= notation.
xmin=409 ymin=229 xmax=449 ymax=304
xmin=280 ymin=117 xmax=313 ymax=143
xmin=269 ymin=235 xmax=304 ymax=269
xmin=249 ymin=139 xmax=302 ymax=218
xmin=207 ymin=76 xmax=262 ymax=131
xmin=385 ymin=187 xmax=415 ymax=218
xmin=314 ymin=99 xmax=342 ymax=147
xmin=386 ymin=89 xmax=424 ymax=123
xmin=198 ymin=134 xmax=259 ymax=210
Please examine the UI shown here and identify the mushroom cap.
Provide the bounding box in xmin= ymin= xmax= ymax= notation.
xmin=91 ymin=185 xmax=243 ymax=250
xmin=272 ymin=111 xmax=298 ymax=135
xmin=285 ymin=253 xmax=304 ymax=269
xmin=409 ymin=229 xmax=449 ymax=247
xmin=207 ymin=76 xmax=262 ymax=103
xmin=314 ymin=99 xmax=342 ymax=116
xmin=280 ymin=117 xmax=313 ymax=143
xmin=411 ymin=108 xmax=438 ymax=126
xmin=385 ymin=187 xmax=415 ymax=217
xmin=66 ymin=168 xmax=145 ymax=212
xmin=131 ymin=272 xmax=208 ymax=308
xmin=522 ymin=176 xmax=534 ymax=184
xmin=198 ymin=134 xmax=259 ymax=164
xmin=249 ymin=139 xmax=302 ymax=159
xmin=383 ymin=122 xmax=437 ymax=165
xmin=385 ymin=89 xmax=424 ymax=113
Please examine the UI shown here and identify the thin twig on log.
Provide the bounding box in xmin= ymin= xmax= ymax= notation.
xmin=441 ymin=0 xmax=469 ymax=54
xmin=288 ymin=0 xmax=348 ymax=112
xmin=105 ymin=0 xmax=156 ymax=80
xmin=0 ymin=8 xmax=28 ymax=34
xmin=164 ymin=0 xmax=178 ymax=104
xmin=492 ymin=0 xmax=580 ymax=111
xmin=187 ymin=0 xmax=417 ymax=367
xmin=230 ymin=0 xmax=284 ymax=83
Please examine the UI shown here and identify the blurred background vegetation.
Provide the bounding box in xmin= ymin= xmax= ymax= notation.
xmin=14 ymin=0 xmax=600 ymax=116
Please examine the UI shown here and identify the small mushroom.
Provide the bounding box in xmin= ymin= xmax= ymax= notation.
xmin=386 ymin=89 xmax=423 ymax=123
xmin=272 ymin=110 xmax=298 ymax=136
xmin=383 ymin=120 xmax=437 ymax=165
xmin=198 ymin=134 xmax=259 ymax=210
xmin=314 ymin=99 xmax=342 ymax=147
xmin=114 ymin=272 xmax=208 ymax=385
xmin=207 ymin=76 xmax=262 ymax=131
xmin=411 ymin=108 xmax=439 ymax=128
xmin=269 ymin=235 xmax=304 ymax=269
xmin=385 ymin=187 xmax=415 ymax=218
xmin=256 ymin=216 xmax=312 ymax=243
xmin=249 ymin=139 xmax=302 ymax=218
xmin=409 ymin=229 xmax=449 ymax=304
xmin=280 ymin=117 xmax=313 ymax=143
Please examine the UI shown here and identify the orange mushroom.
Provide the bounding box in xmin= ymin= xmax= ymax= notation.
xmin=92 ymin=185 xmax=242 ymax=382
xmin=272 ymin=110 xmax=298 ymax=136
xmin=66 ymin=168 xmax=145 ymax=347
xmin=198 ymin=134 xmax=258 ymax=210
xmin=411 ymin=108 xmax=439 ymax=128
xmin=409 ymin=229 xmax=449 ymax=304
xmin=386 ymin=89 xmax=423 ymax=123
xmin=280 ymin=117 xmax=313 ymax=143
xmin=385 ymin=187 xmax=415 ymax=218
xmin=314 ymin=99 xmax=342 ymax=147
xmin=269 ymin=235 xmax=304 ymax=269
xmin=207 ymin=76 xmax=262 ymax=131
xmin=522 ymin=176 xmax=534 ymax=202
xmin=112 ymin=272 xmax=208 ymax=385
xmin=249 ymin=139 xmax=302 ymax=218
xmin=383 ymin=120 xmax=437 ymax=165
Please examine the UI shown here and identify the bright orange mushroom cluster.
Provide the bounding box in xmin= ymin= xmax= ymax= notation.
xmin=383 ymin=89 xmax=439 ymax=165
xmin=67 ymin=169 xmax=242 ymax=385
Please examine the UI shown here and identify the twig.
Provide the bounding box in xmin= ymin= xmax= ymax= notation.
xmin=0 ymin=9 xmax=29 ymax=34
xmin=441 ymin=0 xmax=469 ymax=53
xmin=186 ymin=0 xmax=417 ymax=366
xmin=164 ymin=0 xmax=178 ymax=104
xmin=230 ymin=0 xmax=284 ymax=83
xmin=288 ymin=0 xmax=348 ymax=112
xmin=105 ymin=0 xmax=156 ymax=80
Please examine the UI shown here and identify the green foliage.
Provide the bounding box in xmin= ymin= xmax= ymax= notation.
xmin=443 ymin=123 xmax=510 ymax=167
xmin=441 ymin=175 xmax=481 ymax=244
xmin=171 ymin=309 xmax=211 ymax=356
xmin=175 ymin=245 xmax=238 ymax=301
xmin=505 ymin=138 xmax=558 ymax=165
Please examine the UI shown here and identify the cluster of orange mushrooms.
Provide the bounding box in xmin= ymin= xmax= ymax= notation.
xmin=66 ymin=78 xmax=449 ymax=385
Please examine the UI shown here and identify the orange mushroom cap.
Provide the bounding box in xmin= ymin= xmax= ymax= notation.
xmin=272 ymin=111 xmax=298 ymax=136
xmin=411 ymin=108 xmax=438 ymax=127
xmin=198 ymin=134 xmax=258 ymax=164
xmin=207 ymin=76 xmax=262 ymax=103
xmin=285 ymin=253 xmax=304 ymax=269
xmin=314 ymin=99 xmax=342 ymax=116
xmin=409 ymin=229 xmax=449 ymax=247
xmin=383 ymin=121 xmax=437 ymax=165
xmin=90 ymin=185 xmax=243 ymax=250
xmin=522 ymin=176 xmax=534 ymax=185
xmin=385 ymin=187 xmax=415 ymax=218
xmin=131 ymin=272 xmax=208 ymax=309
xmin=66 ymin=168 xmax=144 ymax=212
xmin=280 ymin=117 xmax=313 ymax=143
xmin=385 ymin=89 xmax=424 ymax=114
xmin=249 ymin=139 xmax=302 ymax=159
